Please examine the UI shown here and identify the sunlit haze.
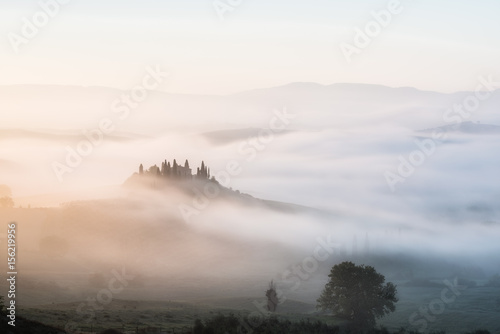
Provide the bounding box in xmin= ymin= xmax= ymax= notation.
xmin=1 ymin=1 xmax=500 ymax=333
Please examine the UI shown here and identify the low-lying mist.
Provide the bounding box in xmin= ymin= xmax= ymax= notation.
xmin=1 ymin=83 xmax=500 ymax=307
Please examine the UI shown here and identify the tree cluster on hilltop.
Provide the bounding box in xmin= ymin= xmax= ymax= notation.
xmin=138 ymin=159 xmax=211 ymax=180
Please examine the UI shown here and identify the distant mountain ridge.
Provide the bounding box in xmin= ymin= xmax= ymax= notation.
xmin=3 ymin=81 xmax=498 ymax=99
xmin=2 ymin=82 xmax=499 ymax=133
xmin=0 ymin=128 xmax=147 ymax=142
xmin=421 ymin=121 xmax=500 ymax=135
xmin=201 ymin=127 xmax=294 ymax=145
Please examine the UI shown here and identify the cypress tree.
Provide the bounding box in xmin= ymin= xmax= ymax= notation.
xmin=166 ymin=162 xmax=171 ymax=177
xmin=201 ymin=161 xmax=208 ymax=178
xmin=173 ymin=159 xmax=178 ymax=178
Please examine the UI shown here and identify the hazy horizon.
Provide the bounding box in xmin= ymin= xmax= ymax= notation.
xmin=2 ymin=1 xmax=500 ymax=95
xmin=1 ymin=1 xmax=500 ymax=333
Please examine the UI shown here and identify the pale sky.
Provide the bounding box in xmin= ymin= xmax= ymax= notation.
xmin=1 ymin=0 xmax=499 ymax=95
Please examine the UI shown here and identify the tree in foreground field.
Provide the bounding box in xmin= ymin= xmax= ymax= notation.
xmin=0 ymin=196 xmax=14 ymax=208
xmin=0 ymin=184 xmax=14 ymax=208
xmin=266 ymin=280 xmax=279 ymax=312
xmin=317 ymin=261 xmax=398 ymax=329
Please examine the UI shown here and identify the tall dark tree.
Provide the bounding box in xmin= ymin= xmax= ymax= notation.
xmin=266 ymin=280 xmax=279 ymax=312
xmin=173 ymin=159 xmax=178 ymax=178
xmin=139 ymin=164 xmax=143 ymax=174
xmin=166 ymin=162 xmax=171 ymax=177
xmin=200 ymin=161 xmax=206 ymax=178
xmin=185 ymin=159 xmax=190 ymax=168
xmin=317 ymin=261 xmax=398 ymax=329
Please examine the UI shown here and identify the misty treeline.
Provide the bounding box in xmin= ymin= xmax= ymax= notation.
xmin=139 ymin=159 xmax=212 ymax=180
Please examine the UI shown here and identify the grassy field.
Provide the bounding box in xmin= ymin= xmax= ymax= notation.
xmin=19 ymin=284 xmax=500 ymax=333
xmin=21 ymin=298 xmax=334 ymax=333
xmin=379 ymin=284 xmax=500 ymax=333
